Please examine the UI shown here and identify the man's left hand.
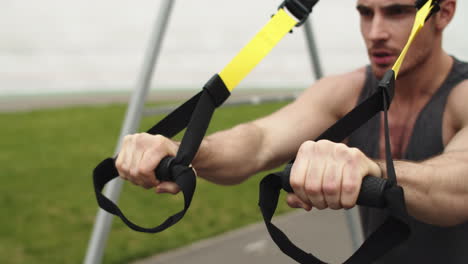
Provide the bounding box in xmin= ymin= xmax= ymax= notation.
xmin=287 ymin=140 xmax=382 ymax=211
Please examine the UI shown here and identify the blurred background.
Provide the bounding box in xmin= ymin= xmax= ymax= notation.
xmin=1 ymin=1 xmax=468 ymax=264
xmin=2 ymin=0 xmax=466 ymax=97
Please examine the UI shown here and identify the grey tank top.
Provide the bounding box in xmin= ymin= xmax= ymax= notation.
xmin=348 ymin=57 xmax=468 ymax=264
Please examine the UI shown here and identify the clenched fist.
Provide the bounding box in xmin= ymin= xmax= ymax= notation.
xmin=116 ymin=133 xmax=181 ymax=194
xmin=287 ymin=140 xmax=382 ymax=211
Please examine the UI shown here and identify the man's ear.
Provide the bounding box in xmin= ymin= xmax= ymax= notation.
xmin=434 ymin=0 xmax=456 ymax=31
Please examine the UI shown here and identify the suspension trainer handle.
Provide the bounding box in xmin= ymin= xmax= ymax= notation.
xmin=280 ymin=163 xmax=388 ymax=208
xmin=155 ymin=156 xmax=176 ymax=182
xmin=93 ymin=0 xmax=321 ymax=233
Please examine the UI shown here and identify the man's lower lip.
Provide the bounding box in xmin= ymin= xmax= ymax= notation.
xmin=372 ymin=55 xmax=396 ymax=66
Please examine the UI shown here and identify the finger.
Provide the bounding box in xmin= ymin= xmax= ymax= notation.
xmin=156 ymin=182 xmax=181 ymax=194
xmin=290 ymin=143 xmax=313 ymax=206
xmin=286 ymin=193 xmax=312 ymax=211
xmin=322 ymin=160 xmax=344 ymax=210
xmin=138 ymin=148 xmax=162 ymax=188
xmin=116 ymin=135 xmax=131 ymax=180
xmin=116 ymin=135 xmax=137 ymax=180
xmin=364 ymin=158 xmax=382 ymax=178
xmin=116 ymin=154 xmax=128 ymax=180
xmin=341 ymin=156 xmax=362 ymax=209
xmin=304 ymin=156 xmax=327 ymax=210
xmin=127 ymin=134 xmax=145 ymax=187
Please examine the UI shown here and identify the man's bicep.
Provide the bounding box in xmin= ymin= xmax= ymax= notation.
xmin=445 ymin=126 xmax=468 ymax=153
xmin=445 ymin=81 xmax=468 ymax=153
xmin=252 ymin=74 xmax=362 ymax=165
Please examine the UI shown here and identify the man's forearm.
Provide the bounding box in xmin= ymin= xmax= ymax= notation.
xmin=193 ymin=122 xmax=276 ymax=185
xmin=380 ymin=151 xmax=468 ymax=226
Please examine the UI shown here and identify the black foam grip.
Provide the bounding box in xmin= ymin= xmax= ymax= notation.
xmin=357 ymin=176 xmax=387 ymax=208
xmin=155 ymin=156 xmax=176 ymax=182
xmin=279 ymin=164 xmax=387 ymax=208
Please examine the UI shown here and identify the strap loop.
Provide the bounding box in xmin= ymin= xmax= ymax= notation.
xmin=258 ymin=69 xmax=411 ymax=263
xmin=203 ymin=74 xmax=231 ymax=108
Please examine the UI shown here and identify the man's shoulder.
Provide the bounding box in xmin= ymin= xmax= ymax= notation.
xmin=319 ymin=67 xmax=367 ymax=87
xmin=447 ymin=79 xmax=468 ymax=127
xmin=311 ymin=67 xmax=368 ymax=116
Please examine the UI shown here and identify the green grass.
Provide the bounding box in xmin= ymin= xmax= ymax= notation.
xmin=0 ymin=101 xmax=294 ymax=264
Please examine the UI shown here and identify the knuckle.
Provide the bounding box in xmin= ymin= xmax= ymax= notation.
xmin=334 ymin=143 xmax=348 ymax=157
xmin=298 ymin=141 xmax=314 ymax=155
xmin=153 ymin=134 xmax=166 ymax=145
xmin=348 ymin=147 xmax=363 ymax=160
xmin=137 ymin=166 xmax=151 ymax=177
xmin=323 ymin=182 xmax=339 ymax=196
xmin=317 ymin=139 xmax=332 ymax=146
xmin=316 ymin=140 xmax=335 ymax=155
xmin=115 ymin=158 xmax=123 ymax=170
xmin=290 ymin=178 xmax=302 ymax=190
xmin=129 ymin=168 xmax=139 ymax=179
xmin=119 ymin=161 xmax=130 ymax=174
xmin=134 ymin=134 xmax=145 ymax=147
xmin=342 ymin=181 xmax=358 ymax=196
xmin=304 ymin=183 xmax=321 ymax=197
xmin=123 ymin=135 xmax=132 ymax=143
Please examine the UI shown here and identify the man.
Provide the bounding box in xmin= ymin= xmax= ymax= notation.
xmin=116 ymin=0 xmax=468 ymax=262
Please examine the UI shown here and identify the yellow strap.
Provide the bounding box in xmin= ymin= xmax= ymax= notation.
xmin=392 ymin=0 xmax=437 ymax=78
xmin=219 ymin=9 xmax=297 ymax=92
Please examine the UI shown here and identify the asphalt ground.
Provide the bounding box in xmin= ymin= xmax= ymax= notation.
xmin=133 ymin=209 xmax=359 ymax=264
xmin=0 ymin=90 xmax=301 ymax=112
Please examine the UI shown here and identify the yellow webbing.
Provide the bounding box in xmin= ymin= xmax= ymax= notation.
xmin=392 ymin=0 xmax=438 ymax=78
xmin=219 ymin=8 xmax=297 ymax=91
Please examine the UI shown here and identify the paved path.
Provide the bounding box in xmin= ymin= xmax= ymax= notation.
xmin=0 ymin=90 xmax=299 ymax=112
xmin=133 ymin=209 xmax=362 ymax=264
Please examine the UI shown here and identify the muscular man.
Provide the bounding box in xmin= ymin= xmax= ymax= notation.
xmin=116 ymin=0 xmax=468 ymax=262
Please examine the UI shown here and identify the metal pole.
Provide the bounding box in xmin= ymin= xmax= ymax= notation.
xmin=303 ymin=19 xmax=364 ymax=250
xmin=83 ymin=1 xmax=175 ymax=263
xmin=303 ymin=19 xmax=323 ymax=79
xmin=343 ymin=208 xmax=364 ymax=250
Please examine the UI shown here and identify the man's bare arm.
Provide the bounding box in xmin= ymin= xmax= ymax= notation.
xmin=189 ymin=70 xmax=365 ymax=185
xmin=286 ymin=81 xmax=468 ymax=227
xmin=391 ymin=140 xmax=468 ymax=227
xmin=390 ymin=83 xmax=468 ymax=227
xmin=116 ymin=69 xmax=364 ymax=191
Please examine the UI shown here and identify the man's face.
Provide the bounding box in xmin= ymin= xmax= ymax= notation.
xmin=357 ymin=0 xmax=437 ymax=79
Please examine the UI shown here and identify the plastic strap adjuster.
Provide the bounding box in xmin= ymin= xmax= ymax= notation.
xmin=203 ymin=74 xmax=231 ymax=108
xmin=279 ymin=0 xmax=317 ymax=27
xmin=378 ymin=70 xmax=395 ymax=110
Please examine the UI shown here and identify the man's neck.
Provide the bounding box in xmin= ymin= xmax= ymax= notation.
xmin=394 ymin=50 xmax=453 ymax=104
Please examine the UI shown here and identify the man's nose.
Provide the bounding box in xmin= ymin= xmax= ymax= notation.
xmin=368 ymin=15 xmax=390 ymax=42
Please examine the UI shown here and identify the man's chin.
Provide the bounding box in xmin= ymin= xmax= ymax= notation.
xmin=371 ymin=64 xmax=392 ymax=79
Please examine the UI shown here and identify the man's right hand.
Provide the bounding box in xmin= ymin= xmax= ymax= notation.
xmin=115 ymin=133 xmax=181 ymax=194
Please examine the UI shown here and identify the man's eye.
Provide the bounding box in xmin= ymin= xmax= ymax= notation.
xmin=357 ymin=8 xmax=373 ymax=18
xmin=389 ymin=7 xmax=404 ymax=15
xmin=387 ymin=6 xmax=415 ymax=17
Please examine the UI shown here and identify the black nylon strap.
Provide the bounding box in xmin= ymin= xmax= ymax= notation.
xmin=93 ymin=74 xmax=230 ymax=233
xmin=258 ymin=70 xmax=410 ymax=263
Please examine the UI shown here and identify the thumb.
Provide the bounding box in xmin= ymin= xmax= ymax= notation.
xmin=155 ymin=182 xmax=181 ymax=194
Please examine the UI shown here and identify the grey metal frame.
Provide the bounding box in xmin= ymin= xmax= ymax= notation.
xmin=83 ymin=1 xmax=175 ymax=263
xmin=84 ymin=3 xmax=362 ymax=263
